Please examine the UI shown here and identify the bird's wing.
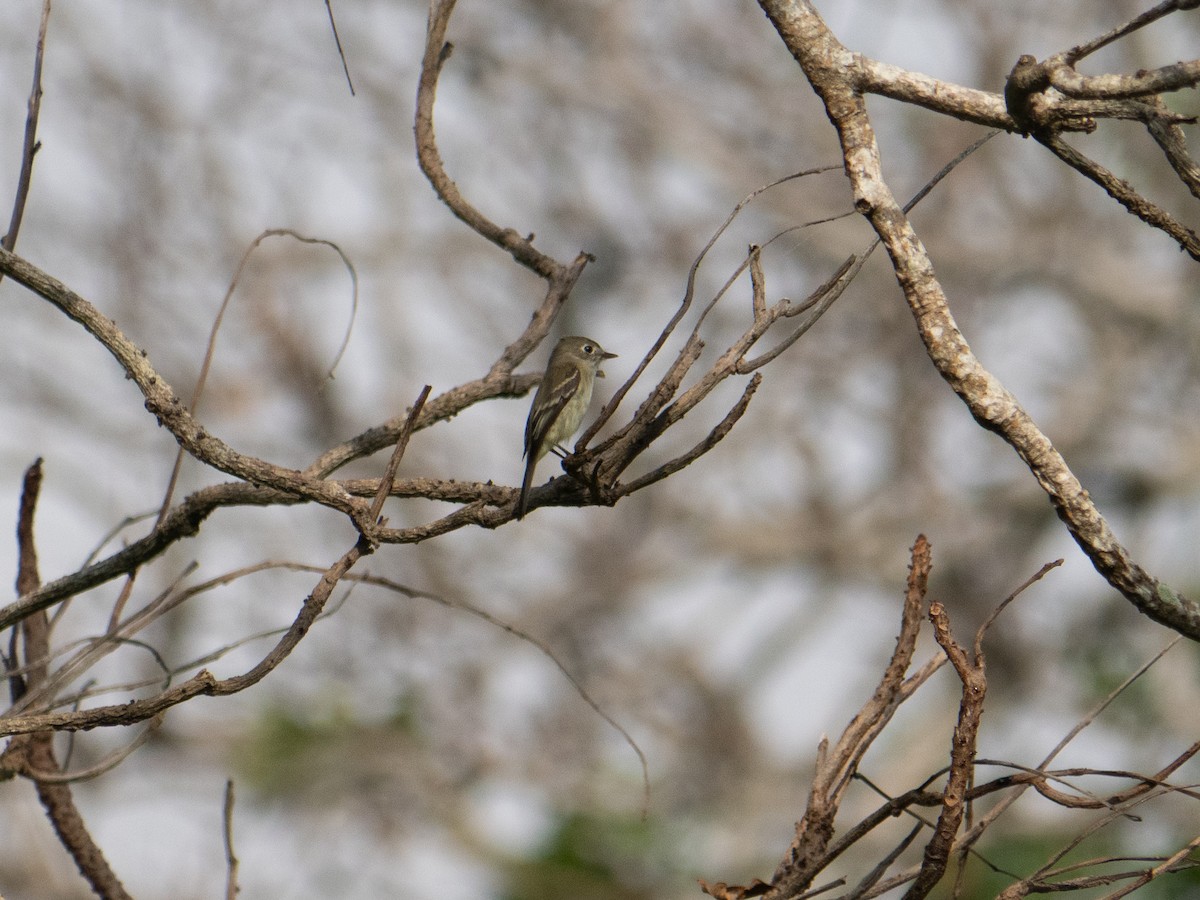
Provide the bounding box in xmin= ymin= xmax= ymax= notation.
xmin=524 ymin=367 xmax=581 ymax=458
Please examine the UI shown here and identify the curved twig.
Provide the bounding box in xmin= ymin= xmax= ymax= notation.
xmin=416 ymin=0 xmax=561 ymax=281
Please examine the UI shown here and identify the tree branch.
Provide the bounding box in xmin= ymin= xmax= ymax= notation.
xmin=903 ymin=601 xmax=986 ymax=899
xmin=759 ymin=0 xmax=1200 ymax=640
xmin=4 ymin=459 xmax=134 ymax=900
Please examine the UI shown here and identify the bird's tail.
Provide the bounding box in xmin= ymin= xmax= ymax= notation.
xmin=515 ymin=454 xmax=538 ymax=519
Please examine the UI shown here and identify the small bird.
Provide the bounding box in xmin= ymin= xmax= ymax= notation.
xmin=516 ymin=335 xmax=617 ymax=519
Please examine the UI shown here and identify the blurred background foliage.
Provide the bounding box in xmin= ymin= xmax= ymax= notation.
xmin=0 ymin=1 xmax=1198 ymax=897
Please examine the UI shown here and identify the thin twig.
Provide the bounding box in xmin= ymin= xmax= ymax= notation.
xmin=21 ymin=715 xmax=162 ymax=783
xmin=363 ymin=572 xmax=653 ymax=817
xmin=1 ymin=0 xmax=51 ymax=264
xmin=369 ymin=385 xmax=432 ymax=526
xmin=157 ymin=228 xmax=360 ymax=530
xmin=0 ymin=537 xmax=370 ymax=737
xmin=1062 ymin=0 xmax=1196 ymax=65
xmin=584 ymin=165 xmax=839 ymax=445
xmin=973 ymin=558 xmax=1063 ymax=659
xmin=324 ymin=0 xmax=356 ymax=95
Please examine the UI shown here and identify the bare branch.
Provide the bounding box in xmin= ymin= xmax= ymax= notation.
xmin=1061 ymin=0 xmax=1200 ymax=66
xmin=1146 ymin=98 xmax=1200 ymax=199
xmin=949 ymin=636 xmax=1186 ymax=866
xmin=416 ymin=1 xmax=546 ymax=274
xmin=857 ymin=57 xmax=1012 ymax=128
xmin=585 ymin=165 xmax=839 ymax=446
xmin=3 ymin=459 xmax=134 ymax=899
xmin=224 ymin=779 xmax=240 ymax=900
xmin=615 ymin=374 xmax=761 ymax=496
xmin=368 ymin=384 xmax=432 ymax=526
xmin=763 ymin=536 xmax=938 ymax=899
xmin=1048 ymin=58 xmax=1200 ymax=99
xmin=1041 ymin=132 xmax=1200 ymax=258
xmin=1095 ymin=834 xmax=1200 ymax=899
xmin=158 ymin=227 xmax=360 ymax=531
xmin=903 ymin=601 xmax=986 ymax=899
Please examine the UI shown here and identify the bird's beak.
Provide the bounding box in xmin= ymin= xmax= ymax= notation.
xmin=598 ymin=350 xmax=617 ymax=378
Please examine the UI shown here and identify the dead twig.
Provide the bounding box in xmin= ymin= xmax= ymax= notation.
xmin=903 ymin=601 xmax=987 ymax=899
xmin=0 ymin=0 xmax=51 ymax=265
xmin=759 ymin=536 xmax=938 ymax=900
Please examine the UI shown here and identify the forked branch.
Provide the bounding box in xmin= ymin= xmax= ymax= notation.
xmin=758 ymin=0 xmax=1200 ymax=640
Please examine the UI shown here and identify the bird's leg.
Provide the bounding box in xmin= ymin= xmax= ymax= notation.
xmin=561 ymin=449 xmax=616 ymax=507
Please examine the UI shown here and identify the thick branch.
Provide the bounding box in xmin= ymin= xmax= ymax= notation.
xmin=758 ymin=0 xmax=1200 ymax=640
xmin=1047 ymin=58 xmax=1200 ymax=99
xmin=856 ymin=58 xmax=1011 ymax=128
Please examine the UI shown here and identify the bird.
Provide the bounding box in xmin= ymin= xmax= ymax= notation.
xmin=516 ymin=335 xmax=617 ymax=519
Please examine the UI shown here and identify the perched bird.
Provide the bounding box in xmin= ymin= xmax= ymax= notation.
xmin=516 ymin=335 xmax=617 ymax=519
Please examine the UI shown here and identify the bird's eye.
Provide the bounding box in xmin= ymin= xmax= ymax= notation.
xmin=583 ymin=344 xmax=595 ymax=353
